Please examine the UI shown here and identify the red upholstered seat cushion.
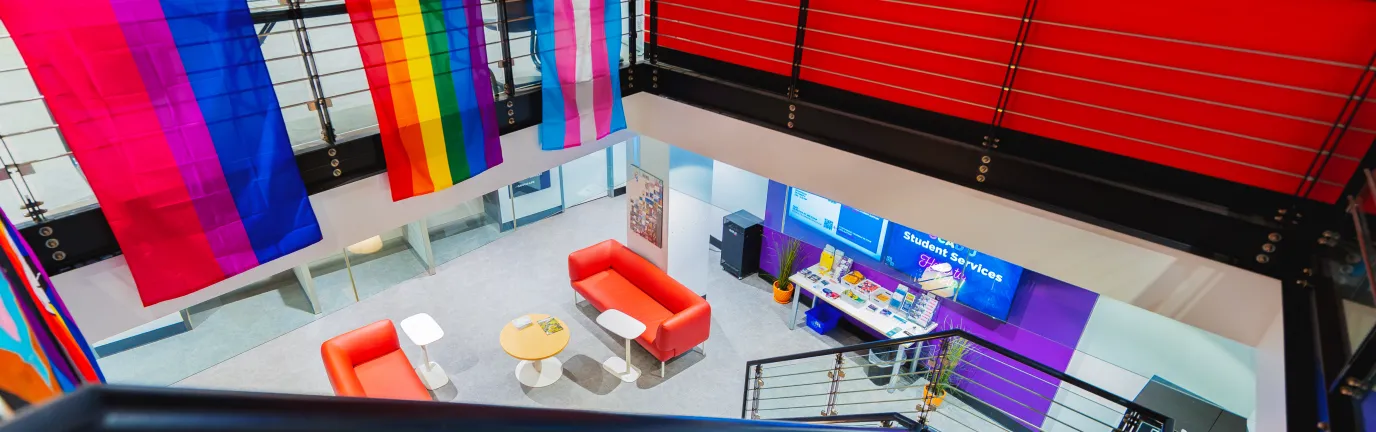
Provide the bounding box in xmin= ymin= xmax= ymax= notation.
xmin=569 ymin=240 xmax=711 ymax=362
xmin=574 ymin=270 xmax=672 ymax=343
xmin=353 ymin=350 xmax=430 ymax=401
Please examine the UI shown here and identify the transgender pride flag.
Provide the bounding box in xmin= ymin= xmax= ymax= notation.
xmin=0 ymin=1 xmax=322 ymax=305
xmin=534 ymin=0 xmax=628 ymax=150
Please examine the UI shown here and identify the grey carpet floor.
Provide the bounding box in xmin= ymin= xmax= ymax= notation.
xmin=102 ymin=192 xmax=1003 ymax=428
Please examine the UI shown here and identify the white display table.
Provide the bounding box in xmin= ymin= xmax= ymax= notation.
xmin=788 ymin=265 xmax=936 ymax=337
xmin=597 ymin=309 xmax=648 ymax=382
xmin=400 ymin=313 xmax=448 ymax=390
xmin=787 ymin=264 xmax=937 ymax=390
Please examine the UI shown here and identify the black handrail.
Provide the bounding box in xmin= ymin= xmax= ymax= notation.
xmin=744 ymin=329 xmax=1174 ymax=429
xmin=780 ymin=413 xmax=919 ymax=431
xmin=4 ymin=385 xmax=896 ymax=432
xmin=251 ymin=3 xmax=348 ymax=24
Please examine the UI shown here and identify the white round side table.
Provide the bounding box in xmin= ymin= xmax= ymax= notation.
xmin=596 ymin=309 xmax=647 ymax=383
xmin=400 ymin=313 xmax=448 ymax=390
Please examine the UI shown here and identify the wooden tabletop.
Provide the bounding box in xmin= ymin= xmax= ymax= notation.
xmin=499 ymin=314 xmax=571 ymax=361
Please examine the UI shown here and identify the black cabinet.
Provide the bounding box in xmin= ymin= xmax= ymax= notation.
xmin=721 ymin=210 xmax=763 ymax=279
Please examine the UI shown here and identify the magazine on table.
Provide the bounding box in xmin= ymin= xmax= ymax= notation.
xmin=538 ymin=317 xmax=565 ymax=335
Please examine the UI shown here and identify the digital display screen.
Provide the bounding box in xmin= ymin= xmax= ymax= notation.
xmin=786 ymin=188 xmax=888 ymax=259
xmin=882 ymin=223 xmax=1024 ymax=320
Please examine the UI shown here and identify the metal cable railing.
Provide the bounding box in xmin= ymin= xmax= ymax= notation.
xmin=874 ymin=0 xmax=1369 ymax=70
xmin=658 ymin=1 xmax=1375 ymax=119
xmin=657 ymin=0 xmax=1376 ymax=127
xmin=650 ymin=7 xmax=1362 ymax=190
xmin=742 ymin=330 xmax=1173 ymax=432
xmin=0 ymin=1 xmax=645 ymax=220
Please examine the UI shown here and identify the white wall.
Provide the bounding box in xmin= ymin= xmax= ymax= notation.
xmin=424 ymin=197 xmax=488 ymax=229
xmin=709 ymin=160 xmax=768 ymax=220
xmin=668 ymin=143 xmax=714 ymax=203
xmin=54 ymin=127 xmax=632 ymax=342
xmin=1251 ymin=311 xmax=1287 ymax=432
xmin=562 ymin=149 xmax=610 ymax=206
xmin=624 ymin=92 xmax=1281 ymax=348
xmin=1069 ymin=298 xmax=1257 ymax=423
xmin=612 ymin=142 xmax=628 ymax=187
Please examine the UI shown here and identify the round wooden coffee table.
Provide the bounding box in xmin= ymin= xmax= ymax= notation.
xmin=500 ymin=314 xmax=571 ymax=387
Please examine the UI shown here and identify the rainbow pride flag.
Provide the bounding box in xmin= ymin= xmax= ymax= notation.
xmin=0 ymin=205 xmax=103 ymax=404
xmin=346 ymin=0 xmax=503 ymax=201
xmin=0 ymin=1 xmax=323 ymax=306
xmin=534 ymin=0 xmax=628 ymax=150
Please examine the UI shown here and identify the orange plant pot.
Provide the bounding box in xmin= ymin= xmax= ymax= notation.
xmin=924 ymin=386 xmax=946 ymax=408
xmin=773 ymin=281 xmax=794 ymax=304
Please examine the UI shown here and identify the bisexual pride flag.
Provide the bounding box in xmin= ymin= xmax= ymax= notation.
xmin=345 ymin=0 xmax=503 ymax=201
xmin=0 ymin=1 xmax=323 ymax=306
xmin=534 ymin=0 xmax=628 ymax=150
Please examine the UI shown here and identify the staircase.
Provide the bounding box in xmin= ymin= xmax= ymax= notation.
xmin=742 ymin=330 xmax=1174 ymax=432
xmin=3 ymin=330 xmax=1172 ymax=431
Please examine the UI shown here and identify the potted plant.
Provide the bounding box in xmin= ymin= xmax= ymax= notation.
xmin=773 ymin=238 xmax=803 ymax=304
xmin=924 ymin=336 xmax=970 ymax=409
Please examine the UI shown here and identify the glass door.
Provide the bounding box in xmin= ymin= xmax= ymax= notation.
xmin=562 ymin=149 xmax=610 ymax=207
xmin=508 ymin=167 xmax=564 ymax=227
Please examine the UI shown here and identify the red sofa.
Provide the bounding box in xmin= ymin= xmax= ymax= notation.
xmin=320 ymin=320 xmax=430 ymax=400
xmin=569 ymin=239 xmax=710 ymax=376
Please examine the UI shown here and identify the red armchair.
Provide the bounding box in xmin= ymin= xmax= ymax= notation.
xmin=569 ymin=239 xmax=711 ymax=376
xmin=320 ymin=320 xmax=430 ymax=400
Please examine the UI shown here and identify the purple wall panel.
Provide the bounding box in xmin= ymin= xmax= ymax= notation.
xmin=1007 ymin=272 xmax=1100 ymax=348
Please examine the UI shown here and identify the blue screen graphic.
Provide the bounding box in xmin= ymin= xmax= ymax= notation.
xmin=835 ymin=206 xmax=885 ymax=254
xmin=787 ymin=188 xmax=891 ymax=255
xmin=882 ymin=224 xmax=1024 ymax=320
xmin=786 ymin=188 xmax=888 ymax=259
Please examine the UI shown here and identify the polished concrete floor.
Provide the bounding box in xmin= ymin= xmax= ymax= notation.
xmin=99 ymin=191 xmax=1002 ymax=430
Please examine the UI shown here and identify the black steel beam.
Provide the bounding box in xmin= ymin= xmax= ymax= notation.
xmin=1282 ymin=277 xmax=1323 ymax=431
xmin=250 ymin=3 xmax=346 ymax=24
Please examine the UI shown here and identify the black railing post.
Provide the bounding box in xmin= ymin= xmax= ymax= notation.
xmin=981 ymin=0 xmax=1038 ymax=152
xmin=919 ymin=337 xmax=947 ymax=425
xmin=287 ymin=0 xmax=335 ymax=145
xmin=749 ymin=364 xmax=763 ymax=419
xmin=821 ymin=353 xmax=842 ymax=417
xmin=974 ymin=0 xmax=1036 ymax=188
xmin=1277 ymin=217 xmax=1327 ymax=431
xmin=1297 ymin=48 xmax=1376 ymax=200
xmin=647 ymin=0 xmax=659 ymax=64
xmin=786 ymin=0 xmax=809 ymax=100
xmin=494 ymin=0 xmax=517 ymax=99
xmin=627 ymin=0 xmax=638 ymax=66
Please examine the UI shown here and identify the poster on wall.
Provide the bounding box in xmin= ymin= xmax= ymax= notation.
xmin=628 ymin=166 xmax=665 ymax=247
xmin=882 ymin=223 xmax=1024 ymax=320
